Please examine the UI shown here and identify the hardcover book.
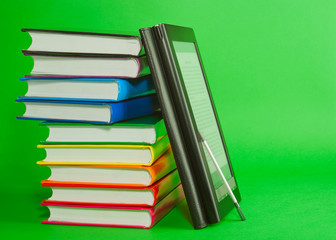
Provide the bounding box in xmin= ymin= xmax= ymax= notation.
xmin=40 ymin=114 xmax=166 ymax=144
xmin=37 ymin=134 xmax=170 ymax=165
xmin=38 ymin=148 xmax=176 ymax=186
xmin=22 ymin=28 xmax=144 ymax=56
xmin=42 ymin=169 xmax=180 ymax=207
xmin=41 ymin=184 xmax=185 ymax=229
xmin=16 ymin=94 xmax=158 ymax=124
xmin=20 ymin=76 xmax=155 ymax=102
xmin=19 ymin=27 xmax=181 ymax=230
xmin=23 ymin=51 xmax=150 ymax=78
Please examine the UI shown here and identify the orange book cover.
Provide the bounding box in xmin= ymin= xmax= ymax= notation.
xmin=39 ymin=148 xmax=176 ymax=187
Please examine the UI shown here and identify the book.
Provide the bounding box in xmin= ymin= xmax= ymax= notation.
xmin=37 ymin=134 xmax=170 ymax=165
xmin=41 ymin=169 xmax=180 ymax=207
xmin=38 ymin=148 xmax=176 ymax=186
xmin=23 ymin=51 xmax=149 ymax=78
xmin=22 ymin=29 xmax=144 ymax=56
xmin=20 ymin=76 xmax=155 ymax=101
xmin=140 ymin=24 xmax=242 ymax=229
xmin=40 ymin=114 xmax=166 ymax=144
xmin=41 ymin=184 xmax=185 ymax=229
xmin=16 ymin=95 xmax=158 ymax=124
xmin=18 ymin=27 xmax=181 ymax=230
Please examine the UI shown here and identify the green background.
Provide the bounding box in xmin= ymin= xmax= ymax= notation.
xmin=2 ymin=0 xmax=335 ymax=239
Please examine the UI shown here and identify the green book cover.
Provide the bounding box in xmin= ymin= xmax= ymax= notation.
xmin=40 ymin=114 xmax=167 ymax=145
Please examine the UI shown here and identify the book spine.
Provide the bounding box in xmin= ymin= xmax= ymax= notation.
xmin=140 ymin=27 xmax=208 ymax=229
xmin=116 ymin=76 xmax=155 ymax=101
xmin=150 ymin=184 xmax=185 ymax=228
xmin=109 ymin=94 xmax=158 ymax=123
xmin=147 ymin=148 xmax=176 ymax=184
xmin=149 ymin=134 xmax=170 ymax=163
xmin=136 ymin=55 xmax=151 ymax=77
xmin=153 ymin=119 xmax=167 ymax=143
xmin=135 ymin=37 xmax=143 ymax=56
xmin=152 ymin=170 xmax=181 ymax=204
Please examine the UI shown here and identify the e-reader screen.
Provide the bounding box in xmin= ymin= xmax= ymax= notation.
xmin=172 ymin=41 xmax=236 ymax=201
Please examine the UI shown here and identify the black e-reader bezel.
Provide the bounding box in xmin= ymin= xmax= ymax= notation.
xmin=152 ymin=24 xmax=241 ymax=221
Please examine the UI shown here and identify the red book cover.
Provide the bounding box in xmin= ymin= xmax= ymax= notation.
xmin=41 ymin=184 xmax=185 ymax=229
xmin=42 ymin=169 xmax=180 ymax=207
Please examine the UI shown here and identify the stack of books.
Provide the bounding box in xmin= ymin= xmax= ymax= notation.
xmin=17 ymin=29 xmax=184 ymax=228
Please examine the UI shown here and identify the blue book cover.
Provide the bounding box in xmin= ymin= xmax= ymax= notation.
xmin=19 ymin=76 xmax=155 ymax=102
xmin=16 ymin=94 xmax=158 ymax=124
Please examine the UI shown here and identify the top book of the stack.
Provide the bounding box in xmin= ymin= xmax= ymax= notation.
xmin=22 ymin=29 xmax=149 ymax=78
xmin=22 ymin=29 xmax=144 ymax=56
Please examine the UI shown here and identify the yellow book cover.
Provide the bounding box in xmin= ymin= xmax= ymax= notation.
xmin=37 ymin=134 xmax=170 ymax=166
